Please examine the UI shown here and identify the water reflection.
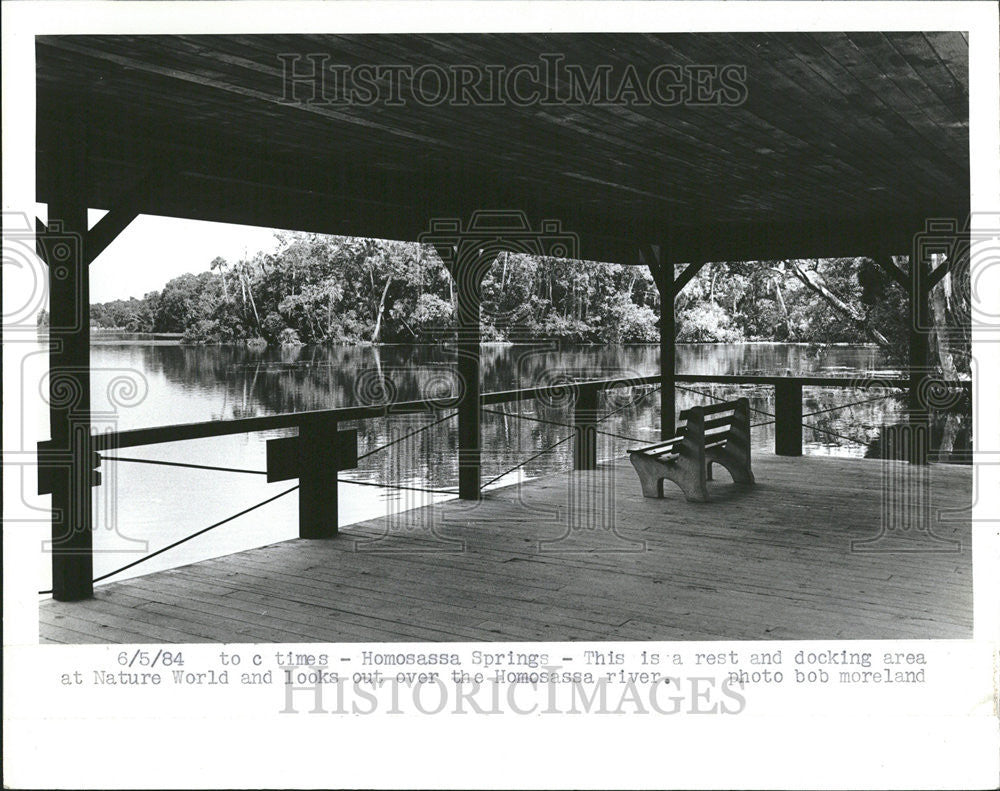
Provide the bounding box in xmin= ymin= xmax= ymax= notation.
xmin=94 ymin=342 xmax=894 ymax=420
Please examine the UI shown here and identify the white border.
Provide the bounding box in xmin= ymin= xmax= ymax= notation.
xmin=4 ymin=3 xmax=999 ymax=789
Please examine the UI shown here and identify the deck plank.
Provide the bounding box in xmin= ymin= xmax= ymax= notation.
xmin=39 ymin=453 xmax=973 ymax=643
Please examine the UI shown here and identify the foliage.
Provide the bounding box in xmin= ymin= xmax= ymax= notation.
xmin=677 ymin=301 xmax=741 ymax=342
xmin=82 ymin=233 xmax=969 ymax=375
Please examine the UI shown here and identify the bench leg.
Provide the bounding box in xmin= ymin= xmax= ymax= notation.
xmin=670 ymin=464 xmax=710 ymax=502
xmin=630 ymin=452 xmax=709 ymax=502
xmin=629 ymin=453 xmax=665 ymax=498
xmin=706 ymin=447 xmax=755 ymax=485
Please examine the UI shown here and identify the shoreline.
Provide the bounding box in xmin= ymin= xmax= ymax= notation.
xmin=40 ymin=334 xmax=885 ymax=350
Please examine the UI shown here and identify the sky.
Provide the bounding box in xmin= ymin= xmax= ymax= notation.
xmin=39 ymin=207 xmax=284 ymax=303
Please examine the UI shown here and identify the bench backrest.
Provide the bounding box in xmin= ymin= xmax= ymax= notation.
xmin=634 ymin=397 xmax=751 ymax=460
xmin=678 ymin=397 xmax=750 ymax=450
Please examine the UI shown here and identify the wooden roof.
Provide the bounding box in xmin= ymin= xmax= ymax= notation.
xmin=36 ymin=33 xmax=969 ymax=263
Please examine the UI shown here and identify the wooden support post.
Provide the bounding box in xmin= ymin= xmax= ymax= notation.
xmin=661 ymin=266 xmax=676 ymax=442
xmin=267 ymin=421 xmax=357 ymax=538
xmin=649 ymin=261 xmax=676 ymax=441
xmin=908 ymin=252 xmax=931 ymax=465
xmin=455 ymin=270 xmax=481 ymax=500
xmin=573 ymin=383 xmax=599 ymax=470
xmin=774 ymin=381 xmax=803 ymax=456
xmin=440 ymin=249 xmax=493 ymax=500
xmin=37 ymin=106 xmax=144 ymax=601
xmin=41 ymin=108 xmax=94 ymax=601
xmin=649 ymin=257 xmax=709 ymax=442
xmin=456 ymin=307 xmax=481 ymax=498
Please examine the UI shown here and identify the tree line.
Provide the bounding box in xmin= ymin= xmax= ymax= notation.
xmin=55 ymin=231 xmax=967 ymax=372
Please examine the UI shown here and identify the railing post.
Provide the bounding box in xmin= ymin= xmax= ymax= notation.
xmin=573 ymin=383 xmax=599 ymax=470
xmin=298 ymin=420 xmax=340 ymax=538
xmin=774 ymin=380 xmax=803 ymax=456
xmin=267 ymin=419 xmax=357 ymax=538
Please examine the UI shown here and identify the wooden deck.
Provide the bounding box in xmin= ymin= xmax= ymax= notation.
xmin=39 ymin=453 xmax=973 ymax=643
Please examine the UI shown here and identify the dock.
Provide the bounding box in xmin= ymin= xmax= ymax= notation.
xmin=39 ymin=453 xmax=972 ymax=644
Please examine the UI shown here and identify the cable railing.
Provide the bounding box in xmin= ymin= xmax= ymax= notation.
xmin=677 ymin=383 xmax=873 ymax=448
xmin=39 ymin=372 xmax=970 ymax=597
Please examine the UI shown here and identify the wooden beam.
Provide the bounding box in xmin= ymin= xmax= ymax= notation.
xmin=455 ymin=274 xmax=481 ymax=500
xmin=872 ymin=255 xmax=909 ymax=289
xmin=35 ymin=115 xmax=965 ymax=266
xmin=86 ymin=208 xmax=139 ymax=265
xmin=85 ymin=168 xmax=175 ymax=264
xmin=39 ymin=169 xmax=167 ymax=267
xmin=34 ymin=218 xmax=50 ymax=264
xmin=38 ymin=36 xmax=435 ymax=148
xmin=670 ymin=260 xmax=707 ymax=298
xmin=35 ymin=32 xmax=969 ymax=254
xmin=927 ymin=255 xmax=955 ymax=289
xmin=39 ymin=210 xmax=140 ymax=269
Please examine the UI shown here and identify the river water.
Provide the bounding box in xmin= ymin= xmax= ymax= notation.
xmin=37 ymin=340 xmax=945 ymax=588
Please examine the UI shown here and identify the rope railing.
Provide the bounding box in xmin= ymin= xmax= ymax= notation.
xmin=484 ymin=388 xmax=656 ymax=447
xmin=676 ymin=384 xmax=777 ymax=422
xmin=485 ymin=388 xmax=659 ymax=430
xmin=356 ymin=410 xmax=457 ymax=461
xmin=90 ymin=383 xmax=914 ymax=511
xmin=475 ymin=377 xmax=890 ymax=470
xmin=340 ymin=478 xmax=458 ymax=496
xmin=676 ymin=383 xmax=876 ymax=448
xmin=480 ymin=434 xmax=574 ymax=491
xmin=481 ymin=406 xmax=574 ymax=429
xmin=38 ymin=484 xmax=299 ymax=595
xmin=595 ymin=428 xmax=649 ymax=444
xmin=99 ymin=455 xmax=267 ymax=475
xmin=596 ymin=385 xmax=661 ymax=423
xmin=800 ymin=424 xmax=873 ymax=448
xmin=38 ymin=413 xmax=466 ymax=595
xmin=802 ymin=392 xmax=898 ymax=417
xmin=798 ymin=392 xmax=903 ymax=448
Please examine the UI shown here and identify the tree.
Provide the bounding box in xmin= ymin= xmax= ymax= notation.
xmin=84 ymin=232 xmax=966 ymax=364
xmin=784 ymin=258 xmax=891 ymax=348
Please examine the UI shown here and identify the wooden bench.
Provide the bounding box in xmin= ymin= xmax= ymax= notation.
xmin=628 ymin=397 xmax=755 ymax=502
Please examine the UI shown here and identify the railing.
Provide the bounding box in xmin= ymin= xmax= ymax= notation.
xmin=86 ymin=372 xmax=969 ymax=455
xmin=40 ymin=372 xmax=970 ymax=599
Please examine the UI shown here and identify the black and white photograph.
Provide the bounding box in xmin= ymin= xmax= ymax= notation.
xmin=4 ymin=1 xmax=999 ymax=788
